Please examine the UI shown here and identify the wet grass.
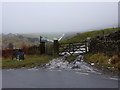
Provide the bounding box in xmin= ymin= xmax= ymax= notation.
xmin=85 ymin=53 xmax=120 ymax=72
xmin=0 ymin=59 xmax=1 ymax=69
xmin=2 ymin=55 xmax=54 ymax=69
xmin=67 ymin=55 xmax=77 ymax=62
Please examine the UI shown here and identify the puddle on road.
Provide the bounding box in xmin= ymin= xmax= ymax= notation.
xmin=75 ymin=72 xmax=89 ymax=75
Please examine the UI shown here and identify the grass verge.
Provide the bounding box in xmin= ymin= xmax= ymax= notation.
xmin=2 ymin=55 xmax=54 ymax=69
xmin=85 ymin=53 xmax=120 ymax=72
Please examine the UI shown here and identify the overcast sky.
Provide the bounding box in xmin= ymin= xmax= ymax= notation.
xmin=2 ymin=2 xmax=118 ymax=33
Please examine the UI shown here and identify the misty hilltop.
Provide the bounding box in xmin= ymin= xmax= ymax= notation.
xmin=2 ymin=32 xmax=77 ymax=49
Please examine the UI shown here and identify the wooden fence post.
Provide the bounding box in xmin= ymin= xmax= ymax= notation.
xmin=85 ymin=40 xmax=88 ymax=53
xmin=40 ymin=41 xmax=45 ymax=54
xmin=54 ymin=40 xmax=59 ymax=56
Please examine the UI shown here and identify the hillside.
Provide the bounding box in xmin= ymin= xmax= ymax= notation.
xmin=2 ymin=33 xmax=39 ymax=49
xmin=2 ymin=32 xmax=76 ymax=49
xmin=60 ymin=28 xmax=119 ymax=43
xmin=2 ymin=28 xmax=119 ymax=49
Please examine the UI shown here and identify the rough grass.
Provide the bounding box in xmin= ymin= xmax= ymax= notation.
xmin=67 ymin=55 xmax=77 ymax=62
xmin=85 ymin=53 xmax=109 ymax=65
xmin=60 ymin=28 xmax=119 ymax=43
xmin=85 ymin=53 xmax=120 ymax=72
xmin=0 ymin=59 xmax=1 ymax=69
xmin=2 ymin=55 xmax=54 ymax=69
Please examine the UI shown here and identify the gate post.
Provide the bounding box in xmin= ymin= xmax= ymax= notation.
xmin=85 ymin=40 xmax=88 ymax=53
xmin=40 ymin=41 xmax=45 ymax=54
xmin=86 ymin=37 xmax=91 ymax=53
xmin=54 ymin=40 xmax=59 ymax=56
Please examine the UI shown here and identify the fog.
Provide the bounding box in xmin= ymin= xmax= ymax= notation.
xmin=2 ymin=2 xmax=118 ymax=34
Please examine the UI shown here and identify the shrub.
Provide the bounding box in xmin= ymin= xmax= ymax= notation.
xmin=110 ymin=55 xmax=120 ymax=64
xmin=2 ymin=49 xmax=13 ymax=58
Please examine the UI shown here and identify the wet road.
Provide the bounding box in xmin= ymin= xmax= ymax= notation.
xmin=2 ymin=56 xmax=119 ymax=88
xmin=2 ymin=69 xmax=119 ymax=88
